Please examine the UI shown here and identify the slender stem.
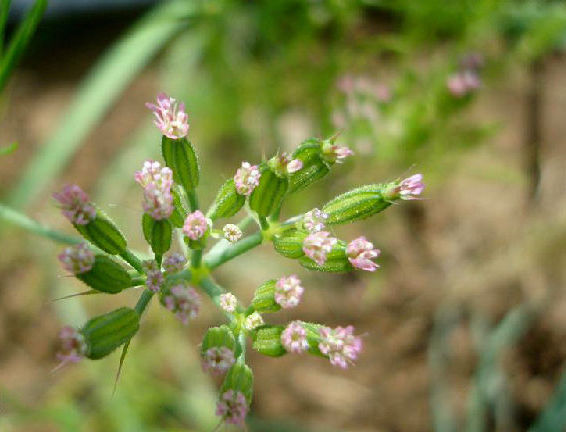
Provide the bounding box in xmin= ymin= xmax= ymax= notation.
xmin=187 ymin=190 xmax=199 ymax=212
xmin=191 ymin=248 xmax=202 ymax=268
xmin=134 ymin=289 xmax=154 ymax=315
xmin=258 ymin=216 xmax=269 ymax=231
xmin=238 ymin=215 xmax=254 ymax=231
xmin=199 ymin=277 xmax=225 ymax=306
xmin=120 ymin=249 xmax=144 ymax=273
xmin=204 ymin=231 xmax=263 ymax=270
xmin=238 ymin=332 xmax=247 ymax=361
xmin=131 ymin=276 xmax=146 ymax=286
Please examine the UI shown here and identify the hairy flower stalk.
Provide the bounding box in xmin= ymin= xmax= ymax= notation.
xmin=135 ymin=160 xmax=174 ymax=220
xmin=281 ymin=321 xmax=310 ymax=354
xmin=234 ymin=162 xmax=261 ymax=196
xmin=216 ymin=390 xmax=249 ymax=426
xmin=346 ymin=237 xmax=380 ymax=272
xmin=202 ymin=346 xmax=236 ymax=375
xmin=145 ymin=92 xmax=189 ymax=139
xmin=53 ymin=185 xmax=96 ymax=225
xmin=319 ymin=325 xmax=362 ymax=369
xmin=58 ymin=243 xmax=95 ymax=274
xmin=303 ymin=231 xmax=338 ymax=266
xmin=163 ymin=282 xmax=201 ymax=324
xmin=274 ymin=275 xmax=304 ymax=309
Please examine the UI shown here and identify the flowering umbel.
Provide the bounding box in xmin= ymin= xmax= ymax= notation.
xmin=244 ymin=312 xmax=264 ymax=331
xmin=56 ymin=326 xmax=87 ymax=365
xmin=303 ymin=231 xmax=338 ymax=266
xmin=142 ymin=260 xmax=164 ymax=292
xmin=303 ymin=208 xmax=328 ymax=233
xmin=219 ymin=292 xmax=237 ymax=313
xmin=281 ymin=321 xmax=309 ymax=354
xmin=53 ymin=185 xmax=96 ymax=225
xmin=216 ymin=390 xmax=249 ymax=426
xmin=135 ymin=160 xmax=174 ymax=220
xmin=346 ymin=237 xmax=380 ymax=272
xmin=145 ymin=92 xmax=189 ymax=139
xmin=319 ymin=325 xmax=362 ymax=369
xmin=274 ymin=275 xmax=304 ymax=309
xmin=163 ymin=282 xmax=201 ymax=324
xmin=202 ymin=346 xmax=235 ymax=375
xmin=162 ymin=252 xmax=186 ymax=274
xmin=183 ymin=210 xmax=209 ymax=241
xmin=234 ymin=162 xmax=261 ymax=196
xmin=223 ymin=224 xmax=243 ymax=243
xmin=58 ymin=243 xmax=94 ymax=274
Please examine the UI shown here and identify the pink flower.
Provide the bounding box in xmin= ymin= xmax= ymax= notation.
xmin=219 ymin=292 xmax=237 ymax=313
xmin=58 ymin=243 xmax=95 ymax=275
xmin=321 ymin=140 xmax=354 ymax=164
xmin=134 ymin=160 xmax=173 ymax=190
xmin=346 ymin=236 xmax=380 ymax=272
xmin=145 ymin=92 xmax=189 ymax=139
xmin=135 ymin=160 xmax=174 ymax=220
xmin=302 ymin=231 xmax=337 ymax=266
xmin=223 ymin=224 xmax=242 ymax=243
xmin=274 ymin=275 xmax=304 ymax=309
xmin=183 ymin=210 xmax=209 ymax=241
xmin=163 ymin=282 xmax=201 ymax=325
xmin=447 ymin=71 xmax=480 ymax=97
xmin=142 ymin=260 xmax=164 ymax=293
xmin=244 ymin=312 xmax=264 ymax=331
xmin=53 ymin=185 xmax=96 ymax=225
xmin=234 ymin=162 xmax=261 ymax=196
xmin=286 ymin=158 xmax=303 ymax=174
xmin=162 ymin=253 xmax=186 ymax=274
xmin=216 ymin=390 xmax=249 ymax=426
xmin=281 ymin=321 xmax=310 ymax=354
xmin=303 ymin=208 xmax=328 ymax=233
xmin=318 ymin=325 xmax=362 ymax=369
xmin=269 ymin=153 xmax=303 ymax=176
xmin=399 ymin=174 xmax=424 ymax=200
xmin=202 ymin=346 xmax=235 ymax=375
xmin=56 ymin=326 xmax=87 ymax=365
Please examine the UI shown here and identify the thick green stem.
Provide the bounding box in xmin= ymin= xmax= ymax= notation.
xmin=258 ymin=216 xmax=269 ymax=231
xmin=120 ymin=249 xmax=144 ymax=273
xmin=199 ymin=277 xmax=225 ymax=307
xmin=134 ymin=289 xmax=154 ymax=315
xmin=238 ymin=332 xmax=247 ymax=361
xmin=191 ymin=248 xmax=202 ymax=268
xmin=204 ymin=231 xmax=263 ymax=270
xmin=131 ymin=276 xmax=146 ymax=286
xmin=187 ymin=190 xmax=199 ymax=212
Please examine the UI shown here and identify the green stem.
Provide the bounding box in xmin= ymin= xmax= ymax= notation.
xmin=258 ymin=216 xmax=269 ymax=231
xmin=120 ymin=249 xmax=144 ymax=273
xmin=191 ymin=248 xmax=202 ymax=268
xmin=134 ymin=289 xmax=154 ymax=315
xmin=131 ymin=276 xmax=146 ymax=286
xmin=187 ymin=190 xmax=199 ymax=212
xmin=238 ymin=332 xmax=247 ymax=361
xmin=238 ymin=215 xmax=254 ymax=231
xmin=199 ymin=277 xmax=225 ymax=307
xmin=204 ymin=231 xmax=263 ymax=270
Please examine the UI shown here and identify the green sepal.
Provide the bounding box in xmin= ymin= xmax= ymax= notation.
xmin=249 ymin=166 xmax=288 ymax=217
xmin=74 ymin=212 xmax=127 ymax=255
xmin=221 ymin=359 xmax=254 ymax=404
xmin=252 ymin=325 xmax=286 ymax=357
xmin=251 ymin=280 xmax=280 ymax=313
xmin=81 ymin=307 xmax=139 ymax=360
xmin=299 ymin=242 xmax=353 ymax=273
xmin=162 ymin=136 xmax=199 ymax=193
xmin=169 ymin=185 xmax=187 ymax=228
xmin=322 ymin=184 xmax=392 ymax=225
xmin=142 ymin=213 xmax=172 ymax=256
xmin=201 ymin=325 xmax=236 ymax=354
xmin=207 ymin=178 xmax=245 ymax=221
xmin=289 ymin=138 xmax=330 ymax=193
xmin=272 ymin=229 xmax=307 ymax=259
xmin=76 ymin=255 xmax=133 ymax=294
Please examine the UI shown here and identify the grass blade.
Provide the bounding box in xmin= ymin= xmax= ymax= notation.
xmin=0 ymin=0 xmax=11 ymax=55
xmin=529 ymin=368 xmax=566 ymax=432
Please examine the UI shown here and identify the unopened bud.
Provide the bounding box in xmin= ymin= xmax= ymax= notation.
xmin=249 ymin=166 xmax=289 ymax=217
xmin=252 ymin=325 xmax=286 ymax=357
xmin=161 ymin=135 xmax=200 ymax=193
xmin=208 ymin=178 xmax=246 ymax=220
xmin=272 ymin=229 xmax=307 ymax=259
xmin=322 ymin=184 xmax=391 ymax=225
xmin=76 ymin=255 xmax=134 ymax=294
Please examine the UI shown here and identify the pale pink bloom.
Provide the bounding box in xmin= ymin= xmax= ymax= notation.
xmin=346 ymin=236 xmax=380 ymax=272
xmin=142 ymin=260 xmax=164 ymax=293
xmin=244 ymin=312 xmax=264 ymax=331
xmin=58 ymin=243 xmax=95 ymax=275
xmin=219 ymin=292 xmax=237 ymax=313
xmin=281 ymin=321 xmax=310 ymax=354
xmin=216 ymin=390 xmax=248 ymax=426
xmin=162 ymin=253 xmax=186 ymax=274
xmin=134 ymin=160 xmax=173 ymax=190
xmin=183 ymin=210 xmax=208 ymax=241
xmin=135 ymin=160 xmax=174 ymax=220
xmin=321 ymin=140 xmax=354 ymax=164
xmin=202 ymin=346 xmax=235 ymax=375
xmin=164 ymin=282 xmax=201 ymax=325
xmin=303 ymin=208 xmax=328 ymax=233
xmin=53 ymin=185 xmax=96 ymax=225
xmin=274 ymin=275 xmax=304 ymax=309
xmin=223 ymin=224 xmax=242 ymax=243
xmin=145 ymin=92 xmax=189 ymax=139
xmin=318 ymin=325 xmax=362 ymax=369
xmin=234 ymin=162 xmax=261 ymax=196
xmin=56 ymin=326 xmax=87 ymax=365
xmin=302 ymin=231 xmax=337 ymax=266
xmin=337 ymin=75 xmax=355 ymax=94
xmin=447 ymin=71 xmax=480 ymax=97
xmin=399 ymin=174 xmax=425 ymax=200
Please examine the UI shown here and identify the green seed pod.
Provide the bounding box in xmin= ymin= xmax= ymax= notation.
xmin=322 ymin=184 xmax=391 ymax=225
xmin=272 ymin=229 xmax=307 ymax=259
xmin=289 ymin=138 xmax=330 ymax=193
xmin=76 ymin=255 xmax=133 ymax=294
xmin=299 ymin=242 xmax=353 ymax=273
xmin=142 ymin=213 xmax=172 ymax=256
xmin=74 ymin=212 xmax=127 ymax=255
xmin=162 ymin=136 xmax=200 ymax=193
xmin=251 ymin=280 xmax=280 ymax=313
xmin=207 ymin=178 xmax=246 ymax=221
xmin=201 ymin=325 xmax=236 ymax=354
xmin=221 ymin=359 xmax=254 ymax=404
xmin=81 ymin=307 xmax=139 ymax=360
xmin=249 ymin=166 xmax=288 ymax=217
xmin=252 ymin=325 xmax=286 ymax=357
xmin=169 ymin=185 xmax=188 ymax=228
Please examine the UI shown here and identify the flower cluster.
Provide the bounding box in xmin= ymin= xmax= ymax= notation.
xmin=163 ymin=282 xmax=201 ymax=325
xmin=274 ymin=275 xmax=304 ymax=309
xmin=303 ymin=231 xmax=337 ymax=266
xmin=56 ymin=326 xmax=87 ymax=365
xmin=446 ymin=54 xmax=484 ymax=98
xmin=145 ymin=93 xmax=189 ymax=139
xmin=202 ymin=346 xmax=235 ymax=375
xmin=220 ymin=292 xmax=237 ymax=313
xmin=58 ymin=243 xmax=94 ymax=275
xmin=281 ymin=321 xmax=310 ymax=354
xmin=216 ymin=390 xmax=248 ymax=426
xmin=234 ymin=161 xmax=261 ymax=196
xmin=142 ymin=260 xmax=164 ymax=293
xmin=319 ymin=325 xmax=363 ymax=369
xmin=223 ymin=224 xmax=242 ymax=243
xmin=346 ymin=237 xmax=380 ymax=272
xmin=134 ymin=160 xmax=174 ymax=220
xmin=53 ymin=185 xmax=96 ymax=225
xmin=303 ymin=208 xmax=328 ymax=233
xmin=183 ymin=210 xmax=209 ymax=241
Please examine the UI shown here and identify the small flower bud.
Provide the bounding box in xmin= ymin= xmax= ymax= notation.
xmin=53 ymin=185 xmax=96 ymax=225
xmin=223 ymin=224 xmax=242 ymax=243
xmin=145 ymin=92 xmax=189 ymax=139
xmin=322 ymin=184 xmax=392 ymax=225
xmin=142 ymin=260 xmax=164 ymax=293
xmin=234 ymin=162 xmax=261 ymax=196
xmin=183 ymin=210 xmax=209 ymax=241
xmin=318 ymin=325 xmax=362 ymax=369
xmin=274 ymin=275 xmax=304 ymax=309
xmin=272 ymin=229 xmax=308 ymax=259
xmin=162 ymin=282 xmax=201 ymax=325
xmin=162 ymin=252 xmax=186 ymax=274
xmin=216 ymin=390 xmax=249 ymax=426
xmin=281 ymin=321 xmax=310 ymax=354
xmin=383 ymin=174 xmax=425 ymax=201
xmin=135 ymin=160 xmax=174 ymax=220
xmin=56 ymin=326 xmax=87 ymax=365
xmin=346 ymin=236 xmax=380 ymax=272
xmin=208 ymin=179 xmax=246 ymax=220
xmin=76 ymin=255 xmax=133 ymax=294
xmin=303 ymin=208 xmax=328 ymax=233
xmin=244 ymin=311 xmax=264 ymax=331
xmin=268 ymin=153 xmax=303 ymax=176
xmin=249 ymin=166 xmax=289 ymax=217
xmin=302 ymin=231 xmax=337 ymax=266
xmin=58 ymin=243 xmax=94 ymax=275
xmin=219 ymin=292 xmax=238 ymax=313
xmin=252 ymin=325 xmax=286 ymax=357
xmin=321 ymin=137 xmax=353 ymax=164
xmin=203 ymin=346 xmax=236 ymax=375
xmin=447 ymin=71 xmax=480 ymax=97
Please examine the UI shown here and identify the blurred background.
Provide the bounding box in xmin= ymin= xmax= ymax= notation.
xmin=1 ymin=0 xmax=566 ymax=431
